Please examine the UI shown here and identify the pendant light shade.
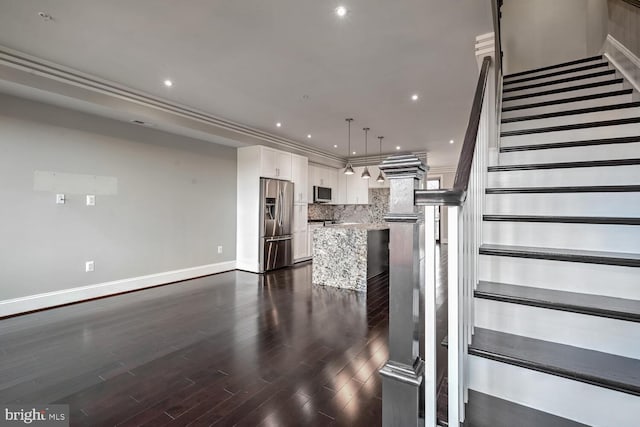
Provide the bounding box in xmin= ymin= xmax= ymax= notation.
xmin=361 ymin=127 xmax=370 ymax=179
xmin=344 ymin=118 xmax=354 ymax=175
xmin=376 ymin=136 xmax=385 ymax=183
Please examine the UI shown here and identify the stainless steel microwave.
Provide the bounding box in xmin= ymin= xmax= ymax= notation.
xmin=313 ymin=186 xmax=332 ymax=203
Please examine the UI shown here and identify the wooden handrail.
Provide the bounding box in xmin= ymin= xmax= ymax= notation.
xmin=415 ymin=56 xmax=492 ymax=206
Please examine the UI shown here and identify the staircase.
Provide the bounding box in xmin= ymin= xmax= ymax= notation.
xmin=463 ymin=55 xmax=640 ymax=426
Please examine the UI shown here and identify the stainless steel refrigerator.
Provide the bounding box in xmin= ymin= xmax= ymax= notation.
xmin=259 ymin=178 xmax=294 ymax=272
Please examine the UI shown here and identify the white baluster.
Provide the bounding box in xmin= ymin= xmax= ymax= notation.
xmin=424 ymin=205 xmax=437 ymax=426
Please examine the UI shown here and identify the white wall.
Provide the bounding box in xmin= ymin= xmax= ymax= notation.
xmin=0 ymin=94 xmax=237 ymax=302
xmin=502 ymin=0 xmax=608 ymax=74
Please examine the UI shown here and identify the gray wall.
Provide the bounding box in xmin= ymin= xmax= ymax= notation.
xmin=0 ymin=94 xmax=237 ymax=301
xmin=608 ymin=0 xmax=640 ymax=58
xmin=502 ymin=0 xmax=609 ymax=74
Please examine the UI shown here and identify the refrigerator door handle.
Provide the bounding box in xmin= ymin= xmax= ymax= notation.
xmin=266 ymin=236 xmax=292 ymax=243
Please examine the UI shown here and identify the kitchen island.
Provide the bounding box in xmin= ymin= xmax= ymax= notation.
xmin=312 ymin=223 xmax=389 ymax=292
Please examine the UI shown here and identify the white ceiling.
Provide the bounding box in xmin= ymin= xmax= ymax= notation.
xmin=0 ymin=0 xmax=493 ymax=167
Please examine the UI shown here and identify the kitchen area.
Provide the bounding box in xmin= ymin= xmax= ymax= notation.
xmin=236 ymin=144 xmax=391 ymax=292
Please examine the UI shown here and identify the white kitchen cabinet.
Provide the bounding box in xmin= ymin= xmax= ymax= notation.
xmin=291 ymin=154 xmax=308 ymax=204
xmin=308 ymin=164 xmax=339 ymax=204
xmin=336 ymin=166 xmax=369 ymax=204
xmin=293 ymin=230 xmax=308 ymax=261
xmin=293 ymin=204 xmax=308 ymax=233
xmin=259 ymin=146 xmax=292 ymax=180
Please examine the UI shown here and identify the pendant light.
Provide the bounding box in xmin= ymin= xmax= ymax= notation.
xmin=344 ymin=118 xmax=355 ymax=175
xmin=376 ymin=136 xmax=385 ymax=183
xmin=361 ymin=127 xmax=371 ymax=179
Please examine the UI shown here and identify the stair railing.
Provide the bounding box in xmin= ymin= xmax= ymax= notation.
xmin=379 ymin=51 xmax=495 ymax=426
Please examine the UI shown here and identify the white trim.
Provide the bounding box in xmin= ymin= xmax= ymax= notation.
xmin=0 ymin=261 xmax=236 ymax=317
xmin=603 ymin=34 xmax=640 ymax=94
xmin=427 ymin=165 xmax=457 ymax=175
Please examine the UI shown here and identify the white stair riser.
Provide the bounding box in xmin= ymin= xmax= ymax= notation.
xmin=504 ymin=73 xmax=618 ymax=98
xmin=488 ymin=165 xmax=640 ymax=187
xmin=503 ymin=59 xmax=606 ymax=82
xmin=479 ymin=255 xmax=640 ymax=299
xmin=483 ymin=221 xmax=640 ymax=253
xmin=485 ymin=192 xmax=640 ymax=217
xmin=501 ymin=123 xmax=640 ymax=147
xmin=498 ymin=142 xmax=640 ymax=164
xmin=469 ymin=356 xmax=639 ymax=427
xmin=475 ymin=299 xmax=640 ymax=359
xmin=502 ymin=84 xmax=623 ymax=108
xmin=501 ymin=94 xmax=633 ymax=119
xmin=501 ymin=107 xmax=640 ymax=132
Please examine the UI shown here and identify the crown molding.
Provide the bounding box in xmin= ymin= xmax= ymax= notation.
xmin=0 ymin=45 xmax=346 ymax=168
xmin=427 ymin=165 xmax=457 ymax=174
xmin=347 ymin=151 xmax=428 ymax=167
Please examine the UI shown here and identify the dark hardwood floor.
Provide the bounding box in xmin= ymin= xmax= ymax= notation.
xmin=0 ymin=246 xmax=448 ymax=426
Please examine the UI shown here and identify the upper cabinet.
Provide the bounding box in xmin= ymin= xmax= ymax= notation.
xmin=308 ymin=164 xmax=338 ymax=204
xmin=291 ymin=154 xmax=308 ymax=204
xmin=260 ymin=146 xmax=292 ymax=180
xmin=337 ymin=166 xmax=369 ymax=204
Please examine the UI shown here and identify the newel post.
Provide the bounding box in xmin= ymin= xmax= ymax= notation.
xmin=379 ymin=154 xmax=427 ymax=426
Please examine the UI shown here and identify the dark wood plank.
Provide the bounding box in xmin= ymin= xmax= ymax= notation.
xmin=479 ymin=244 xmax=640 ymax=267
xmin=504 ymin=62 xmax=609 ymax=86
xmin=482 ymin=215 xmax=640 ymax=225
xmin=503 ymin=69 xmax=616 ymax=93
xmin=504 ymin=55 xmax=604 ymax=79
xmin=486 ymin=185 xmax=640 ymax=194
xmin=476 ymin=281 xmax=640 ymax=322
xmin=499 ymin=135 xmax=640 ymax=153
xmin=501 ymin=101 xmax=640 ymax=123
xmin=502 ymin=89 xmax=633 ymax=113
xmin=488 ymin=158 xmax=640 ymax=171
xmin=470 ymin=328 xmax=640 ymax=396
xmin=500 ymin=117 xmax=640 ymax=137
xmin=503 ymin=79 xmax=623 ymax=102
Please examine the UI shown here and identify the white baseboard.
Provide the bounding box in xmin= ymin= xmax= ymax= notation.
xmin=0 ymin=261 xmax=236 ymax=318
xmin=603 ymin=34 xmax=640 ymax=95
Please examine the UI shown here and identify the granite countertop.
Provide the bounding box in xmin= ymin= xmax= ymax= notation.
xmin=322 ymin=223 xmax=389 ymax=231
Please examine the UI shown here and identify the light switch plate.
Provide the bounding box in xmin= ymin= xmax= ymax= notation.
xmin=86 ymin=195 xmax=96 ymax=206
xmin=85 ymin=261 xmax=94 ymax=272
xmin=217 ymin=246 xmax=223 ymax=254
xmin=56 ymin=194 xmax=65 ymax=204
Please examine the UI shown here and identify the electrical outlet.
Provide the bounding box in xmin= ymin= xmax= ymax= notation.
xmin=56 ymin=194 xmax=65 ymax=204
xmin=217 ymin=246 xmax=223 ymax=254
xmin=85 ymin=261 xmax=95 ymax=272
xmin=86 ymin=195 xmax=96 ymax=206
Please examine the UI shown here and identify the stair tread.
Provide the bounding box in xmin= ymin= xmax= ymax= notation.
xmin=504 ymin=55 xmax=604 ymax=79
xmin=483 ymin=215 xmax=640 ymax=225
xmin=476 ymin=281 xmax=640 ymax=322
xmin=502 ymin=89 xmax=633 ymax=113
xmin=500 ymin=135 xmax=640 ymax=152
xmin=503 ymin=79 xmax=623 ymax=102
xmin=486 ymin=185 xmax=640 ymax=193
xmin=470 ymin=328 xmax=640 ymax=395
xmin=504 ymin=62 xmax=609 ymax=87
xmin=501 ymin=117 xmax=640 ymax=137
xmin=464 ymin=390 xmax=588 ymax=427
xmin=502 ymin=102 xmax=640 ymax=123
xmin=488 ymin=158 xmax=640 ymax=171
xmin=503 ymin=69 xmax=616 ymax=93
xmin=479 ymin=244 xmax=640 ymax=267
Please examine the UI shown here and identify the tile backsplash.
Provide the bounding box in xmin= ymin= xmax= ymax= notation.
xmin=307 ymin=188 xmax=390 ymax=224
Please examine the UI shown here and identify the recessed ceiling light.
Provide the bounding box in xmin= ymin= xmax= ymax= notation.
xmin=276 ymin=122 xmax=282 ymax=128
xmin=335 ymin=6 xmax=347 ymax=17
xmin=449 ymin=139 xmax=454 ymax=144
xmin=163 ymin=79 xmax=173 ymax=87
xmin=352 ymin=151 xmax=356 ymax=155
xmin=396 ymin=146 xmax=401 ymax=150
xmin=334 ymin=145 xmax=338 ymax=148
xmin=411 ymin=94 xmax=419 ymax=101
xmin=307 ymin=134 xmax=312 ymax=139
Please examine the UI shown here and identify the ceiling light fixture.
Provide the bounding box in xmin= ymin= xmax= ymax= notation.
xmin=276 ymin=122 xmax=282 ymax=128
xmin=344 ymin=118 xmax=355 ymax=175
xmin=449 ymin=139 xmax=454 ymax=144
xmin=377 ymin=136 xmax=385 ymax=183
xmin=411 ymin=94 xmax=419 ymax=101
xmin=361 ymin=128 xmax=371 ymax=179
xmin=335 ymin=5 xmax=347 ymax=17
xmin=333 ymin=144 xmax=338 ymax=148
xmin=307 ymin=134 xmax=312 ymax=139
xmin=396 ymin=146 xmax=401 ymax=150
xmin=352 ymin=151 xmax=356 ymax=155
xmin=164 ymin=79 xmax=173 ymax=87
